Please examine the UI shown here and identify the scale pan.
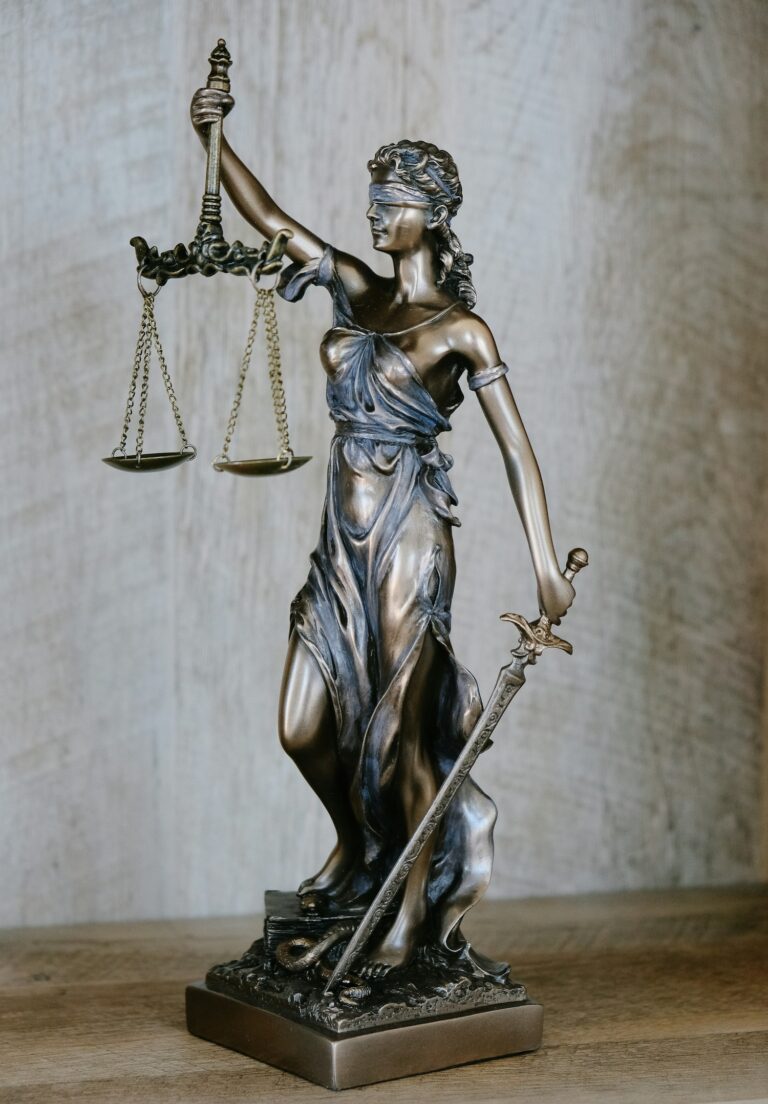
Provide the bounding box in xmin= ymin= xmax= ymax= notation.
xmin=102 ymin=449 xmax=196 ymax=472
xmin=213 ymin=455 xmax=312 ymax=477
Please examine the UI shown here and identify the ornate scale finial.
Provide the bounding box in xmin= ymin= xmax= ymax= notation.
xmin=207 ymin=38 xmax=232 ymax=92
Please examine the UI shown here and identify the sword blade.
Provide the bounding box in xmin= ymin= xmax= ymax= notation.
xmin=323 ymin=650 xmax=529 ymax=994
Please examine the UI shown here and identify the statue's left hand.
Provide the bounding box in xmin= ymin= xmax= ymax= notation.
xmin=537 ymin=570 xmax=575 ymax=624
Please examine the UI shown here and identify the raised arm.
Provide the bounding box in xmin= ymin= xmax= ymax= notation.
xmin=455 ymin=315 xmax=575 ymax=622
xmin=190 ymin=88 xmax=374 ymax=294
xmin=190 ymin=87 xmax=321 ymax=263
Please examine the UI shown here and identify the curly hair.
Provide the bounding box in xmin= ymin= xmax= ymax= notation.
xmin=367 ymin=139 xmax=476 ymax=309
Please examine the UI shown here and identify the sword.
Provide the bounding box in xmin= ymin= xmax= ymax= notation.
xmin=323 ymin=547 xmax=589 ymax=995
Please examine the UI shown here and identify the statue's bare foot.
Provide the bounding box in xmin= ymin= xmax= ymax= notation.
xmin=298 ymin=841 xmax=357 ymax=902
xmin=356 ymin=959 xmax=395 ymax=981
xmin=299 ymin=876 xmax=374 ymax=913
xmin=356 ymin=935 xmax=415 ymax=979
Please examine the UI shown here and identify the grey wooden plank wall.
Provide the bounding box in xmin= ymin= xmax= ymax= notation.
xmin=1 ymin=0 xmax=766 ymax=926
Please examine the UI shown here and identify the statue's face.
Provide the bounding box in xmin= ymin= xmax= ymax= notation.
xmin=367 ymin=167 xmax=432 ymax=253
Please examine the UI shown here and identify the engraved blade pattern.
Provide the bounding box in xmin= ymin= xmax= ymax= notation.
xmin=324 ymin=652 xmax=529 ymax=994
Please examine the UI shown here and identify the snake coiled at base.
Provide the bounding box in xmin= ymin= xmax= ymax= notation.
xmin=274 ymin=921 xmax=372 ymax=1004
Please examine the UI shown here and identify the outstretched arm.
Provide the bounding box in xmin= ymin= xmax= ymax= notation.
xmin=456 ymin=315 xmax=574 ymax=621
xmin=190 ymin=88 xmax=374 ymax=293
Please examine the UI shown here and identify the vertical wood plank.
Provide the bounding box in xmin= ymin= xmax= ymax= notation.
xmin=0 ymin=0 xmax=179 ymax=924
xmin=448 ymin=0 xmax=768 ymax=894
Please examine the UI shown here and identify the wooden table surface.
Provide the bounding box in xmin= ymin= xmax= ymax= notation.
xmin=2 ymin=886 xmax=767 ymax=1103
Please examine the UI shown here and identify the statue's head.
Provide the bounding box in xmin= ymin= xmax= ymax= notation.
xmin=367 ymin=140 xmax=476 ymax=308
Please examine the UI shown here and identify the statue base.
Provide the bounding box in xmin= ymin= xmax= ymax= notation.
xmin=187 ymin=982 xmax=542 ymax=1090
xmin=186 ymin=890 xmax=542 ymax=1089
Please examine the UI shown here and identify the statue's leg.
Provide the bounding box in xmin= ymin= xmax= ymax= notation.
xmin=278 ymin=628 xmax=362 ymax=899
xmin=359 ymin=629 xmax=441 ymax=975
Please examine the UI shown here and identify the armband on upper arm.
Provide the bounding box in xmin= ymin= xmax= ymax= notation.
xmin=467 ymin=361 xmax=509 ymax=391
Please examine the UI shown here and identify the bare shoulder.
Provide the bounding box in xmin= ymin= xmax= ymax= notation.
xmin=332 ymin=248 xmax=386 ymax=300
xmin=445 ymin=305 xmax=502 ymax=371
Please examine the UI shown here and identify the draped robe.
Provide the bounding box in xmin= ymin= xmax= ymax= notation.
xmin=279 ymin=246 xmax=509 ymax=972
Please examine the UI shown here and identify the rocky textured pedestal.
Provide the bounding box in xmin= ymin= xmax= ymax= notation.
xmin=186 ymin=890 xmax=542 ymax=1090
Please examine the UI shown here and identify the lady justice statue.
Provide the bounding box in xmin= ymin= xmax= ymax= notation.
xmin=186 ymin=75 xmax=583 ymax=1090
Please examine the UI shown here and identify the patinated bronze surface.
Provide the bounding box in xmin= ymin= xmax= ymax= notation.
xmin=190 ymin=893 xmax=540 ymax=1089
xmin=186 ymin=982 xmax=543 ymax=1091
xmin=206 ymin=892 xmax=526 ymax=1034
xmin=183 ymin=40 xmax=586 ymax=1089
xmin=325 ymin=548 xmax=587 ymax=992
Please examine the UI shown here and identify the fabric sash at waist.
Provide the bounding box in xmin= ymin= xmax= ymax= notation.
xmin=331 ymin=422 xmax=458 ymax=519
xmin=332 ymin=423 xmax=437 ymax=450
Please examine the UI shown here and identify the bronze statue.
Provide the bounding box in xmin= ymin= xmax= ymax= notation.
xmin=179 ymin=43 xmax=586 ymax=1090
xmin=192 ymin=85 xmax=573 ymax=959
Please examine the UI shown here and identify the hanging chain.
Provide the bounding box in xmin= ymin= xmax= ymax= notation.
xmin=260 ymin=288 xmax=294 ymax=465
xmin=215 ymin=291 xmax=263 ymax=464
xmin=114 ymin=291 xmax=194 ymax=462
xmin=145 ymin=302 xmax=191 ymax=451
xmin=135 ymin=298 xmax=154 ymax=462
xmin=214 ymin=287 xmax=293 ymax=467
xmin=115 ymin=297 xmax=152 ymax=456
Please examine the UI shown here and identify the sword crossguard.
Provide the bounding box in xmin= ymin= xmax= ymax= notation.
xmin=501 ymin=547 xmax=588 ymax=662
xmin=501 ymin=612 xmax=572 ymax=659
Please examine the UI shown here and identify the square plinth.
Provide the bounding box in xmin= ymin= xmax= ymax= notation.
xmin=186 ymin=981 xmax=543 ymax=1090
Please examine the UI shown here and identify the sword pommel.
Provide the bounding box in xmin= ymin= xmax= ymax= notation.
xmin=565 ymin=547 xmax=589 ymax=581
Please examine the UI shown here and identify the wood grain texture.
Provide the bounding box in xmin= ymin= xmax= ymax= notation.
xmin=0 ymin=0 xmax=180 ymax=925
xmin=1 ymin=0 xmax=767 ymax=926
xmin=1 ymin=888 xmax=767 ymax=1102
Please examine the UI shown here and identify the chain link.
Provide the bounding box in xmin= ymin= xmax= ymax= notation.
xmin=216 ymin=292 xmax=263 ymax=463
xmin=135 ymin=299 xmax=153 ymax=462
xmin=146 ymin=302 xmax=191 ymax=450
xmin=117 ymin=298 xmax=152 ymax=455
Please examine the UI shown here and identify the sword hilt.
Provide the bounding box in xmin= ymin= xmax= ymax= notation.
xmin=501 ymin=547 xmax=588 ymax=659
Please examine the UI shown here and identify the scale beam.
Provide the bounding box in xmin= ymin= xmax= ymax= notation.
xmin=130 ymin=39 xmax=290 ymax=287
